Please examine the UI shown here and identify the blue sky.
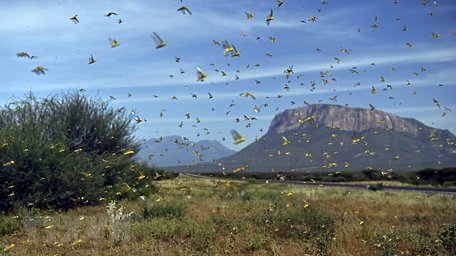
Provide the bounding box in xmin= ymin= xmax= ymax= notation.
xmin=0 ymin=0 xmax=455 ymax=150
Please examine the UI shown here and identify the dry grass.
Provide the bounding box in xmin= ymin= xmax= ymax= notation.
xmin=1 ymin=175 xmax=455 ymax=256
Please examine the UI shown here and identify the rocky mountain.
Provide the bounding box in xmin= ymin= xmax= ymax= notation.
xmin=268 ymin=104 xmax=423 ymax=135
xmin=136 ymin=136 xmax=235 ymax=167
xmin=204 ymin=104 xmax=456 ymax=173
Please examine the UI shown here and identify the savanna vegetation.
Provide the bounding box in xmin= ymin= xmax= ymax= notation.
xmin=0 ymin=175 xmax=455 ymax=255
xmin=201 ymin=168 xmax=456 ymax=188
xmin=0 ymin=91 xmax=454 ymax=255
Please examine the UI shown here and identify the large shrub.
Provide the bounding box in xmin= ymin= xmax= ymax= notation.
xmin=0 ymin=91 xmax=154 ymax=212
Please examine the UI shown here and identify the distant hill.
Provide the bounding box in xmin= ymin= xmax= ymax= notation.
xmin=175 ymin=104 xmax=456 ymax=173
xmin=136 ymin=135 xmax=235 ymax=167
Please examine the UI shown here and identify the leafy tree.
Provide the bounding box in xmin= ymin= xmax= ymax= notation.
xmin=0 ymin=91 xmax=153 ymax=213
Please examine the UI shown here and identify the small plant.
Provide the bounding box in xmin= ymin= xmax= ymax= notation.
xmin=141 ymin=202 xmax=185 ymax=219
xmin=247 ymin=234 xmax=270 ymax=252
xmin=183 ymin=219 xmax=214 ymax=252
xmin=381 ymin=247 xmax=397 ymax=256
xmin=438 ymin=223 xmax=455 ymax=255
xmin=0 ymin=216 xmax=22 ymax=237
xmin=253 ymin=203 xmax=335 ymax=253
xmin=398 ymin=228 xmax=442 ymax=255
xmin=238 ymin=190 xmax=253 ymax=201
xmin=106 ymin=201 xmax=133 ymax=246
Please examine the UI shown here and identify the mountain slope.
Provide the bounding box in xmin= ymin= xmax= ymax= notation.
xmin=216 ymin=104 xmax=456 ymax=172
xmin=136 ymin=136 xmax=235 ymax=167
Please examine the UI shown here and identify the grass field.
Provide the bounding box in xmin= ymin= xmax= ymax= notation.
xmin=1 ymin=175 xmax=455 ymax=256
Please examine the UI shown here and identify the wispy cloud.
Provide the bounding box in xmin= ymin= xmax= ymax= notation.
xmin=1 ymin=0 xmax=455 ymax=145
xmin=224 ymin=48 xmax=456 ymax=82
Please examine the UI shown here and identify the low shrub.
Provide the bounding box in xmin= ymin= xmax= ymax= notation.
xmin=106 ymin=201 xmax=133 ymax=246
xmin=438 ymin=223 xmax=455 ymax=255
xmin=0 ymin=216 xmax=22 ymax=236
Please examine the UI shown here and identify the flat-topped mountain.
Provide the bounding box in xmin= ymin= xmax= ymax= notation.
xmin=269 ymin=104 xmax=422 ymax=135
xmin=213 ymin=104 xmax=456 ymax=172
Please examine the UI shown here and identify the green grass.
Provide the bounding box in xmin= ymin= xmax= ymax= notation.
xmin=139 ymin=201 xmax=186 ymax=219
xmin=0 ymin=215 xmax=22 ymax=237
xmin=1 ymin=175 xmax=455 ymax=255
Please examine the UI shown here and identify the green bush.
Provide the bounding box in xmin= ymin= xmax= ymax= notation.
xmin=0 ymin=91 xmax=156 ymax=212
